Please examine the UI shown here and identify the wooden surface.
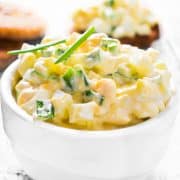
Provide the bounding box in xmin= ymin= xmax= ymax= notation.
xmin=0 ymin=0 xmax=180 ymax=179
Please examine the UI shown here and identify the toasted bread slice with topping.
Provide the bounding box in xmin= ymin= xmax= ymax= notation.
xmin=0 ymin=2 xmax=46 ymax=41
xmin=118 ymin=25 xmax=160 ymax=49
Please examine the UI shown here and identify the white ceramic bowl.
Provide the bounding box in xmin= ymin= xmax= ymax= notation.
xmin=0 ymin=60 xmax=179 ymax=180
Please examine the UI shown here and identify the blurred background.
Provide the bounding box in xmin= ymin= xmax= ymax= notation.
xmin=1 ymin=0 xmax=180 ymax=38
xmin=0 ymin=0 xmax=180 ymax=179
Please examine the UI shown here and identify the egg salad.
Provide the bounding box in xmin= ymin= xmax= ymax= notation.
xmin=73 ymin=0 xmax=158 ymax=38
xmin=11 ymin=28 xmax=171 ymax=130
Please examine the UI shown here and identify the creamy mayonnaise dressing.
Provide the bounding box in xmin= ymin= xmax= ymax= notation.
xmin=15 ymin=33 xmax=171 ymax=130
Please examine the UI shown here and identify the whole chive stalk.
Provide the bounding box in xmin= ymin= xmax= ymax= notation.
xmin=55 ymin=27 xmax=96 ymax=64
xmin=8 ymin=39 xmax=66 ymax=55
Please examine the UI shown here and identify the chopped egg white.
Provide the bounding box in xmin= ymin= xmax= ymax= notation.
xmin=15 ymin=33 xmax=171 ymax=130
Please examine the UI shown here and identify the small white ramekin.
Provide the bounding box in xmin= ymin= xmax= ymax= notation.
xmin=0 ymin=60 xmax=179 ymax=180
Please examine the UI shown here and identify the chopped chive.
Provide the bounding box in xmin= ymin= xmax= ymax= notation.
xmin=55 ymin=27 xmax=96 ymax=64
xmin=31 ymin=70 xmax=45 ymax=79
xmin=36 ymin=100 xmax=43 ymax=108
xmin=101 ymin=38 xmax=119 ymax=52
xmin=42 ymin=50 xmax=52 ymax=57
xmin=116 ymin=69 xmax=139 ymax=81
xmin=36 ymin=100 xmax=54 ymax=121
xmin=62 ymin=68 xmax=75 ymax=90
xmin=83 ymin=90 xmax=105 ymax=105
xmin=8 ymin=39 xmax=66 ymax=55
xmin=105 ymin=0 xmax=115 ymax=6
xmin=87 ymin=48 xmax=101 ymax=61
xmin=55 ymin=48 xmax=65 ymax=56
xmin=76 ymin=69 xmax=89 ymax=86
xmin=84 ymin=90 xmax=94 ymax=97
xmin=99 ymin=95 xmax=105 ymax=105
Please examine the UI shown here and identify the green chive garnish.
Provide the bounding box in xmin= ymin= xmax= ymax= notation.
xmin=8 ymin=39 xmax=66 ymax=55
xmin=36 ymin=100 xmax=55 ymax=121
xmin=55 ymin=27 xmax=96 ymax=64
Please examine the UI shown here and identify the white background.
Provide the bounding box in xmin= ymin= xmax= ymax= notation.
xmin=0 ymin=0 xmax=180 ymax=179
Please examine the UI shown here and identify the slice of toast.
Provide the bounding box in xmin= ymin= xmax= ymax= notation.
xmin=0 ymin=49 xmax=17 ymax=71
xmin=118 ymin=25 xmax=160 ymax=49
xmin=72 ymin=24 xmax=160 ymax=49
xmin=0 ymin=40 xmax=21 ymax=71
xmin=0 ymin=2 xmax=46 ymax=41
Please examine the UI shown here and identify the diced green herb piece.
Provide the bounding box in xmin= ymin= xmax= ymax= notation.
xmin=42 ymin=50 xmax=52 ymax=57
xmin=83 ymin=90 xmax=95 ymax=102
xmin=106 ymin=73 xmax=113 ymax=77
xmin=99 ymin=95 xmax=105 ymax=105
xmin=87 ymin=48 xmax=101 ymax=61
xmin=111 ymin=26 xmax=116 ymax=33
xmin=63 ymin=67 xmax=90 ymax=91
xmin=109 ymin=43 xmax=117 ymax=52
xmin=37 ymin=100 xmax=43 ymax=108
xmin=48 ymin=74 xmax=59 ymax=81
xmin=55 ymin=48 xmax=65 ymax=56
xmin=31 ymin=70 xmax=59 ymax=81
xmin=62 ymin=68 xmax=75 ymax=89
xmin=84 ymin=90 xmax=94 ymax=97
xmin=116 ymin=68 xmax=139 ymax=81
xmin=85 ymin=48 xmax=101 ymax=68
xmin=107 ymin=68 xmax=139 ymax=83
xmin=83 ymin=90 xmax=105 ymax=105
xmin=8 ymin=39 xmax=66 ymax=55
xmin=105 ymin=0 xmax=115 ymax=7
xmin=101 ymin=38 xmax=119 ymax=52
xmin=55 ymin=27 xmax=96 ymax=63
xmin=76 ymin=69 xmax=89 ymax=86
xmin=36 ymin=100 xmax=54 ymax=121
xmin=31 ymin=70 xmax=46 ymax=79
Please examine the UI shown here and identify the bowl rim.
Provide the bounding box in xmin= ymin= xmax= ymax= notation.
xmin=0 ymin=60 xmax=179 ymax=139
